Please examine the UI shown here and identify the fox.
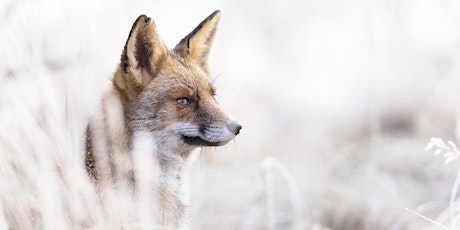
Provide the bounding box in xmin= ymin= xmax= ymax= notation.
xmin=85 ymin=10 xmax=241 ymax=229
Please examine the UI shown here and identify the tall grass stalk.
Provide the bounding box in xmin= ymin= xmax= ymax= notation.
xmin=260 ymin=157 xmax=310 ymax=229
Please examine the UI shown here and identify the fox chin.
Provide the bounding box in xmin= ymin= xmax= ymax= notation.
xmin=85 ymin=10 xmax=241 ymax=229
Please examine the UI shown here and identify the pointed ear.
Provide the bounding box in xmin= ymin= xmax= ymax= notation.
xmin=174 ymin=10 xmax=221 ymax=73
xmin=120 ymin=15 xmax=167 ymax=85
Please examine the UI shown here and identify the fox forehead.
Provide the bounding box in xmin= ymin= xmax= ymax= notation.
xmin=150 ymin=54 xmax=216 ymax=96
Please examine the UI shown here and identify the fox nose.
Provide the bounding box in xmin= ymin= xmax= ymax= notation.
xmin=227 ymin=121 xmax=242 ymax=135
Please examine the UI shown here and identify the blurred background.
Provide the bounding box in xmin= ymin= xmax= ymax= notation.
xmin=2 ymin=0 xmax=460 ymax=229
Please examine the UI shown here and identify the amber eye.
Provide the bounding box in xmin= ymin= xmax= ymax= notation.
xmin=176 ymin=98 xmax=191 ymax=106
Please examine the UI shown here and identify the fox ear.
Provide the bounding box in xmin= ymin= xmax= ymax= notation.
xmin=174 ymin=10 xmax=221 ymax=73
xmin=120 ymin=15 xmax=167 ymax=85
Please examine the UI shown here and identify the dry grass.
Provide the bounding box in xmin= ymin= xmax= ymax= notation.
xmin=2 ymin=0 xmax=460 ymax=229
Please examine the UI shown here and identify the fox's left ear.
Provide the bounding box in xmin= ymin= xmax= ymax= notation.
xmin=174 ymin=10 xmax=221 ymax=73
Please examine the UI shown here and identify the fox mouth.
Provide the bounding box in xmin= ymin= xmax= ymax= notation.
xmin=181 ymin=135 xmax=229 ymax=147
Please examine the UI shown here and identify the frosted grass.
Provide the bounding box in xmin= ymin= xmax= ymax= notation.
xmin=3 ymin=0 xmax=460 ymax=229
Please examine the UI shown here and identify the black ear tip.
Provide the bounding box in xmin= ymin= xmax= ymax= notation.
xmin=210 ymin=10 xmax=221 ymax=18
xmin=135 ymin=15 xmax=151 ymax=24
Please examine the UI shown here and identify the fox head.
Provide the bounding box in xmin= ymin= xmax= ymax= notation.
xmin=112 ymin=10 xmax=241 ymax=151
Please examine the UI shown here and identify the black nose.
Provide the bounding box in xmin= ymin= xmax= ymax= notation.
xmin=227 ymin=121 xmax=242 ymax=135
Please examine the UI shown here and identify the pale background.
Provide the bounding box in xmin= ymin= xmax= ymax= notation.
xmin=2 ymin=0 xmax=460 ymax=229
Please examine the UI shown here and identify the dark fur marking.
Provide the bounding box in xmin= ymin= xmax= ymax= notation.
xmin=182 ymin=136 xmax=223 ymax=146
xmin=199 ymin=125 xmax=206 ymax=134
xmin=121 ymin=48 xmax=129 ymax=73
xmin=134 ymin=30 xmax=154 ymax=76
xmin=85 ymin=124 xmax=98 ymax=182
xmin=176 ymin=10 xmax=220 ymax=56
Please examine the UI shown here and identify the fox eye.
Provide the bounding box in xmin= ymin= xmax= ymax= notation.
xmin=176 ymin=98 xmax=191 ymax=106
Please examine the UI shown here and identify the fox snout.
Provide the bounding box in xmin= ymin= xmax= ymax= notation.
xmin=177 ymin=121 xmax=241 ymax=147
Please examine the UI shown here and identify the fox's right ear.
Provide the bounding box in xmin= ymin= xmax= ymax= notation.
xmin=120 ymin=15 xmax=167 ymax=86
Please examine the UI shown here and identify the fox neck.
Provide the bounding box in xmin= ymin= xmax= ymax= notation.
xmin=86 ymin=86 xmax=195 ymax=228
